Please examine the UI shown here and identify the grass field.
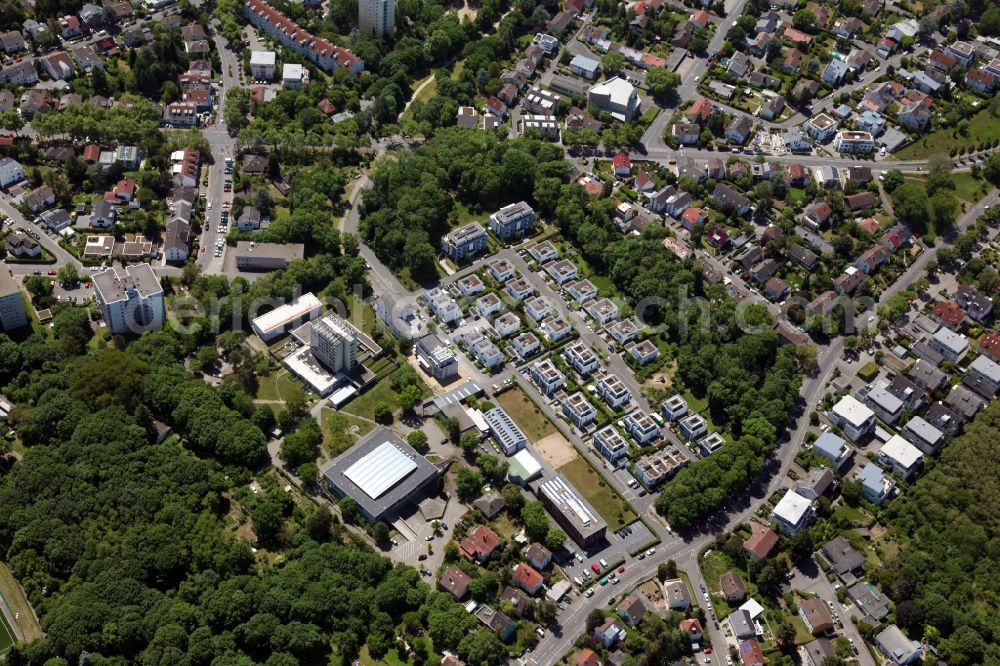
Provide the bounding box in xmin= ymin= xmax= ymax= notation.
xmin=496 ymin=388 xmax=557 ymax=441
xmin=0 ymin=562 xmax=41 ymax=645
xmin=556 ymin=456 xmax=637 ymax=528
xmin=320 ymin=408 xmax=376 ymax=456
xmin=358 ymin=637 xmax=441 ymax=666
xmin=342 ymin=371 xmax=430 ymax=422
xmin=255 ymin=370 xmax=304 ymax=404
xmin=894 ymin=109 xmax=1000 ymax=160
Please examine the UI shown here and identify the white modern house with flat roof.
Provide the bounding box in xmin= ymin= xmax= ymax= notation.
xmin=770 ymin=489 xmax=813 ymax=534
xmin=929 ymin=327 xmax=969 ymax=363
xmin=857 ymin=464 xmax=894 ymax=505
xmin=529 ymin=358 xmax=566 ymax=396
xmin=593 ymin=425 xmax=629 ymax=466
xmin=830 ymin=395 xmax=875 ymax=442
xmin=564 ymin=340 xmax=599 ymax=376
xmin=250 ymin=50 xmax=276 ymax=80
xmin=587 ymin=76 xmax=640 ymax=121
xmin=662 ymin=394 xmax=688 ymax=421
xmin=876 ymin=434 xmax=923 ymax=481
xmin=489 ymin=201 xmax=536 ymax=240
xmin=679 ymin=413 xmax=707 ymax=441
xmin=597 ymin=373 xmax=631 ymax=410
xmin=968 ymin=355 xmax=1000 ymax=390
xmin=562 ymin=391 xmax=597 ymax=428
xmin=623 ymin=412 xmax=659 ymax=445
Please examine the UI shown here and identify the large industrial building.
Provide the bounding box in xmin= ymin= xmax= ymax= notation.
xmin=321 ymin=427 xmax=439 ymax=522
xmin=537 ymin=474 xmax=608 ymax=547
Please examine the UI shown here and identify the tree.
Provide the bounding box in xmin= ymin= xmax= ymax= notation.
xmin=775 ymin=620 xmax=797 ymax=649
xmin=196 ymin=345 xmax=219 ymax=371
xmin=792 ymin=8 xmax=815 ymax=30
xmin=23 ymin=275 xmax=52 ymax=298
xmin=787 ymin=529 xmax=814 ymax=562
xmin=522 ymin=501 xmax=550 ymax=543
xmin=601 ymin=51 xmax=625 ymax=76
xmin=658 ymin=560 xmax=677 ymax=581
xmin=981 ymin=6 xmax=1000 ymax=37
xmin=407 ymin=430 xmax=429 ymax=453
xmin=373 ymin=403 xmax=394 ymax=425
xmin=279 ymin=419 xmax=321 ymax=469
xmin=57 ymin=263 xmax=80 ymax=284
xmin=502 ymin=484 xmax=525 ymax=516
xmin=397 ymin=385 xmax=422 ymax=413
xmin=455 ymin=466 xmax=484 ymax=501
xmin=53 ymin=306 xmax=93 ymax=356
xmin=475 ymin=454 xmax=508 ymax=485
xmin=882 ymin=169 xmax=905 ymax=192
xmin=545 ymin=527 xmax=566 ymax=551
xmin=459 ymin=430 xmax=481 ymax=454
xmin=645 ymin=68 xmax=681 ymax=100
xmin=586 ymin=609 xmax=607 ymax=633
xmin=982 ymin=153 xmax=1000 ymax=186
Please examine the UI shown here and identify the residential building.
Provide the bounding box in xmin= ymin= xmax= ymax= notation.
xmin=593 ymin=425 xmax=629 ymax=465
xmin=820 ymin=536 xmax=865 ymax=583
xmin=720 ymin=572 xmax=746 ymax=603
xmin=439 ymin=567 xmax=471 ymax=600
xmin=441 ymin=222 xmax=488 ymax=260
xmin=857 ymin=464 xmax=894 ymax=504
xmin=679 ymin=413 xmax=707 ymax=441
xmin=865 ymin=383 xmax=904 ymax=424
xmin=358 ymin=0 xmax=395 ymax=37
xmin=489 ymin=201 xmax=535 ymax=239
xmin=876 ymin=434 xmax=923 ymax=480
xmin=954 ymin=284 xmax=992 ymax=322
xmin=661 ymin=394 xmax=688 ymax=421
xmin=901 ymin=415 xmax=944 ymax=455
xmin=594 ymin=618 xmax=625 ymax=648
xmin=929 ymin=327 xmax=969 ymax=362
xmin=770 ymin=489 xmax=813 ymax=534
xmin=875 ymin=625 xmax=921 ymax=665
xmin=570 ymin=54 xmax=600 ymax=79
xmin=617 ymin=595 xmax=645 ymax=626
xmin=729 ymin=610 xmax=756 ymax=640
xmin=244 ymin=0 xmax=363 ymax=73
xmin=799 ymin=599 xmax=834 ymax=635
xmin=562 ymin=391 xmax=597 ymax=428
xmin=545 ymin=259 xmax=578 ymax=285
xmin=585 ymin=298 xmax=618 ymax=325
xmin=830 ymin=395 xmax=875 ymax=442
xmin=529 ymin=358 xmax=565 ymax=396
xmin=0 ymin=157 xmax=24 ymax=188
xmin=739 ymin=640 xmax=765 ymax=666
xmin=564 ymin=340 xmax=599 ymax=376
xmin=489 ymin=258 xmax=515 ymax=283
xmin=969 ymin=355 xmax=1000 ymax=391
xmin=460 ymin=525 xmax=502 ymax=562
xmin=725 ymin=115 xmax=753 ymax=144
xmin=512 ymin=331 xmax=539 ymax=358
xmin=794 ymin=466 xmax=833 ymax=501
xmin=834 ymin=130 xmax=875 ymax=153
xmin=512 ymin=563 xmax=543 ymax=595
xmin=743 ymin=523 xmax=778 ymax=560
xmin=804 ymin=113 xmax=837 ymax=142
xmin=0 ymin=273 xmax=27 ymax=331
xmin=596 ymin=373 xmax=631 ymax=410
xmin=664 ymin=579 xmax=690 ymax=610
xmin=623 ymin=412 xmax=659 ymax=445
xmin=635 ymin=446 xmax=688 ymax=486
xmin=250 ymin=50 xmax=277 ymax=80
xmin=93 ymin=264 xmax=165 ymax=334
xmin=587 ymin=77 xmax=640 ymax=122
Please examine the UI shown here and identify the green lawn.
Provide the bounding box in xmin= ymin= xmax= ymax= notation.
xmin=893 ymin=109 xmax=1000 ymax=160
xmin=786 ymin=188 xmax=806 ymax=206
xmin=556 ymin=456 xmax=637 ymax=528
xmin=358 ymin=637 xmax=441 ymax=666
xmin=255 ymin=370 xmax=304 ymax=404
xmin=320 ymin=407 xmax=375 ymax=456
xmin=496 ymin=387 xmax=557 ymax=441
xmin=342 ymin=370 xmax=431 ymax=422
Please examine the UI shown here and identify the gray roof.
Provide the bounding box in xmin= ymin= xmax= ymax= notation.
xmin=93 ymin=264 xmax=162 ymax=304
xmin=969 ymin=355 xmax=1000 ymax=384
xmin=321 ymin=426 xmax=438 ymax=521
xmin=820 ymin=535 xmax=864 ymax=575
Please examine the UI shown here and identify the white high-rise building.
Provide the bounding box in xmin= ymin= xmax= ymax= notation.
xmin=359 ymin=0 xmax=395 ymax=37
xmin=310 ymin=311 xmax=359 ymax=373
xmin=93 ymin=264 xmax=164 ymax=334
xmin=0 ymin=273 xmax=27 ymax=331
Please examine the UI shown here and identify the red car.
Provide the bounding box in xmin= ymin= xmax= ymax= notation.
xmin=47 ymin=269 xmax=56 ymax=275
xmin=591 ymin=563 xmax=600 ymax=573
xmin=704 ymin=648 xmax=713 ymax=654
xmin=618 ymin=566 xmax=625 ymax=574
xmin=200 ymin=246 xmax=206 ymax=253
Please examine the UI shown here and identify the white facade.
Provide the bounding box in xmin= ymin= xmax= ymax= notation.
xmin=0 ymin=158 xmax=24 ymax=188
xmin=250 ymin=50 xmax=277 ymax=80
xmin=93 ymin=264 xmax=165 ymax=335
xmin=359 ymin=0 xmax=395 ymax=37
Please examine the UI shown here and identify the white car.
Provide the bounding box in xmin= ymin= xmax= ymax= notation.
xmin=646 ymin=548 xmax=655 ymax=556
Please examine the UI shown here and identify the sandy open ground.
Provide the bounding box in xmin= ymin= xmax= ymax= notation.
xmin=535 ymin=431 xmax=577 ymax=468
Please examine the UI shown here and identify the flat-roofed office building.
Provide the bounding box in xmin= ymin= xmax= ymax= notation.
xmin=537 ymin=474 xmax=607 ymax=547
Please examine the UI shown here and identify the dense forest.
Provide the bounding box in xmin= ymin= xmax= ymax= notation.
xmin=872 ymin=400 xmax=1000 ymax=666
xmin=0 ymin=329 xmax=490 ymax=665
